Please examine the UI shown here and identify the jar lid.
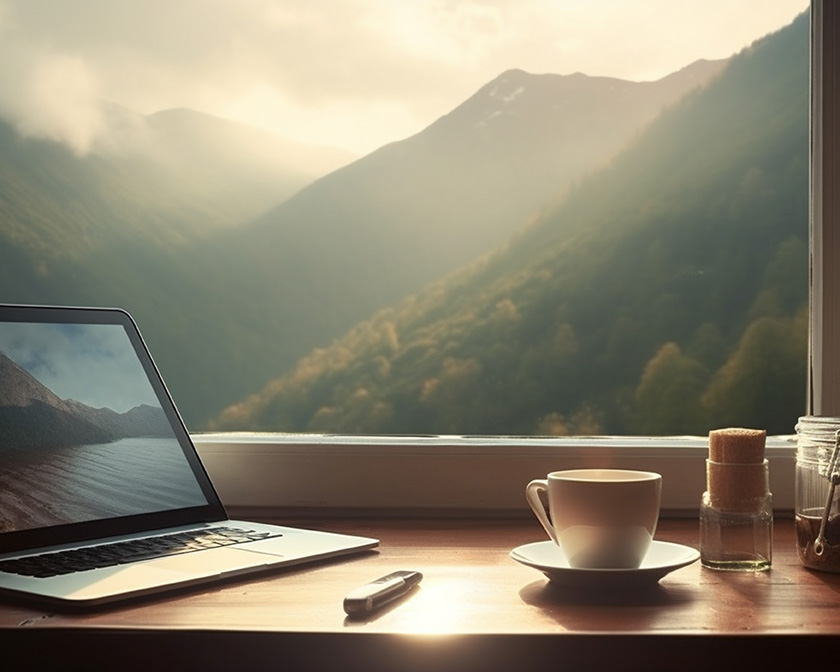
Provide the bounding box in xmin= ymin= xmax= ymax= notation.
xmin=797 ymin=415 xmax=840 ymax=429
xmin=797 ymin=416 xmax=840 ymax=445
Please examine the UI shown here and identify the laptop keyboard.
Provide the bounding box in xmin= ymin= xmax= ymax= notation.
xmin=0 ymin=526 xmax=282 ymax=578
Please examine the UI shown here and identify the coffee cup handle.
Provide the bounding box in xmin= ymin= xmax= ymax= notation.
xmin=526 ymin=479 xmax=557 ymax=544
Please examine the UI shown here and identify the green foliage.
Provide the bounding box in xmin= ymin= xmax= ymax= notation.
xmin=633 ymin=343 xmax=710 ymax=435
xmin=701 ymin=310 xmax=807 ymax=433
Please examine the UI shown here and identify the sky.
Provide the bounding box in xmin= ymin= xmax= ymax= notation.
xmin=0 ymin=0 xmax=809 ymax=156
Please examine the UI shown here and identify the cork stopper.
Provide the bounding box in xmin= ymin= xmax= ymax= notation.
xmin=709 ymin=427 xmax=766 ymax=463
xmin=707 ymin=428 xmax=768 ymax=512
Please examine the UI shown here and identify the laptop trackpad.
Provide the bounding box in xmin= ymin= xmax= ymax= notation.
xmin=63 ymin=548 xmax=275 ymax=602
xmin=148 ymin=546 xmax=276 ymax=576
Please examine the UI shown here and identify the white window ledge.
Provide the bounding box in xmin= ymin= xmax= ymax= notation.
xmin=193 ymin=434 xmax=797 ymax=517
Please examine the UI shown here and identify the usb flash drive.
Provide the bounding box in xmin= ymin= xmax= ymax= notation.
xmin=343 ymin=570 xmax=423 ymax=616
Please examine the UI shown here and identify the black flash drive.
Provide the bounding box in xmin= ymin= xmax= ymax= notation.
xmin=342 ymin=570 xmax=423 ymax=616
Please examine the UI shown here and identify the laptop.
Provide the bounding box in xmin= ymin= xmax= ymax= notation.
xmin=0 ymin=303 xmax=378 ymax=608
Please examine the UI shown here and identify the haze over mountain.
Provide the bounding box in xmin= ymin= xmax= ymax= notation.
xmin=144 ymin=108 xmax=355 ymax=216
xmin=0 ymin=105 xmax=353 ymax=264
xmin=213 ymin=12 xmax=809 ymax=436
xmin=0 ymin=51 xmax=728 ymax=428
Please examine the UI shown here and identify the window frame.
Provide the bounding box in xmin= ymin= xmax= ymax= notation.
xmin=194 ymin=2 xmax=823 ymax=518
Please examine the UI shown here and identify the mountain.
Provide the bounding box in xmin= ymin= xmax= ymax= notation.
xmin=65 ymin=401 xmax=173 ymax=439
xmin=211 ymin=13 xmax=809 ymax=436
xmin=162 ymin=59 xmax=728 ymax=423
xmin=0 ymin=352 xmax=111 ymax=449
xmin=226 ymin=58 xmax=729 ymax=313
xmin=0 ymin=58 xmax=726 ymax=429
xmin=0 ymin=352 xmax=171 ymax=450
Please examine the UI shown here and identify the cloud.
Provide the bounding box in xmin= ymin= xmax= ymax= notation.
xmin=0 ymin=20 xmax=104 ymax=154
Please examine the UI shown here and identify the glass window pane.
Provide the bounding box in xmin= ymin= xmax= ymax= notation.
xmin=0 ymin=1 xmax=809 ymax=438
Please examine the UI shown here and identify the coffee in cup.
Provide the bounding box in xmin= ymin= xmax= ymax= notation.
xmin=526 ymin=469 xmax=662 ymax=569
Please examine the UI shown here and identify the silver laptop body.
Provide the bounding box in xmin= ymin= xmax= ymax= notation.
xmin=0 ymin=304 xmax=378 ymax=607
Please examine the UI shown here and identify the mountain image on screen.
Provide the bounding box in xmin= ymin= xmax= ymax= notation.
xmin=0 ymin=352 xmax=172 ymax=451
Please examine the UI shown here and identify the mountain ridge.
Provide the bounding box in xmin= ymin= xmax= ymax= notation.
xmin=165 ymin=57 xmax=729 ymax=424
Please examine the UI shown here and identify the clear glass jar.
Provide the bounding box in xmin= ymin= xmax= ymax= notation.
xmin=795 ymin=416 xmax=840 ymax=571
xmin=700 ymin=459 xmax=773 ymax=571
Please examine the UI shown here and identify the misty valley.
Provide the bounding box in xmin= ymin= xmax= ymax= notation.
xmin=0 ymin=13 xmax=809 ymax=437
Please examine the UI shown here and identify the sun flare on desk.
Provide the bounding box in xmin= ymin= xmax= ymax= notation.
xmin=400 ymin=578 xmax=476 ymax=635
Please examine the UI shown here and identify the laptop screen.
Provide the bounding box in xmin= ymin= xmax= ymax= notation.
xmin=0 ymin=305 xmax=225 ymax=553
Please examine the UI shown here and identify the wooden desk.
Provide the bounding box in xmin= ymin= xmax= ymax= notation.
xmin=0 ymin=517 xmax=835 ymax=671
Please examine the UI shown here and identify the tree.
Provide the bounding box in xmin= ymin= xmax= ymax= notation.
xmin=632 ymin=342 xmax=710 ymax=435
xmin=701 ymin=311 xmax=807 ymax=433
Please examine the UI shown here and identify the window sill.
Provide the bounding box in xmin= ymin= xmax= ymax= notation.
xmin=192 ymin=433 xmax=797 ymax=516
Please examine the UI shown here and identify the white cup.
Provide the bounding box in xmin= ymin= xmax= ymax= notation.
xmin=526 ymin=469 xmax=662 ymax=569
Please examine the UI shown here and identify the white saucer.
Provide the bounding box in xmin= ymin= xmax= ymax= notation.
xmin=510 ymin=540 xmax=700 ymax=588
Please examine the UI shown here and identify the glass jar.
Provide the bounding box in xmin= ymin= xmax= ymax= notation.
xmin=795 ymin=416 xmax=840 ymax=571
